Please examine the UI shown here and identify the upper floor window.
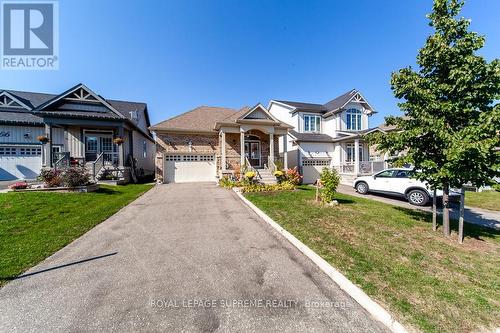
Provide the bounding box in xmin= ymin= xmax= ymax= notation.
xmin=303 ymin=114 xmax=321 ymax=132
xmin=346 ymin=108 xmax=362 ymax=131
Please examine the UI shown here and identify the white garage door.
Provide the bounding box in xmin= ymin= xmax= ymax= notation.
xmin=0 ymin=146 xmax=42 ymax=180
xmin=164 ymin=154 xmax=216 ymax=183
xmin=302 ymin=159 xmax=331 ymax=184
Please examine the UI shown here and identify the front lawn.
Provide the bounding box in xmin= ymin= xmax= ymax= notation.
xmin=0 ymin=184 xmax=153 ymax=286
xmin=245 ymin=186 xmax=500 ymax=333
xmin=466 ymin=190 xmax=500 ymax=211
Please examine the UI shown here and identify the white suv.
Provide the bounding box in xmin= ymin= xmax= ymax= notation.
xmin=353 ymin=168 xmax=458 ymax=206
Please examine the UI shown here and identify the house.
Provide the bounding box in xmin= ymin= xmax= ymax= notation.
xmin=268 ymin=89 xmax=386 ymax=184
xmin=151 ymin=104 xmax=292 ymax=183
xmin=0 ymin=84 xmax=155 ymax=182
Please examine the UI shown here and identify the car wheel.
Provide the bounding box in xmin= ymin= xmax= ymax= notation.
xmin=407 ymin=189 xmax=429 ymax=206
xmin=356 ymin=181 xmax=369 ymax=194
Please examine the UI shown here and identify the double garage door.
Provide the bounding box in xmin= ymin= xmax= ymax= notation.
xmin=164 ymin=154 xmax=216 ymax=183
xmin=0 ymin=146 xmax=42 ymax=180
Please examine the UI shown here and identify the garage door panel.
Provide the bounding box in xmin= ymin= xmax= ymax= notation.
xmin=0 ymin=146 xmax=42 ymax=180
xmin=164 ymin=154 xmax=216 ymax=183
xmin=302 ymin=159 xmax=331 ymax=184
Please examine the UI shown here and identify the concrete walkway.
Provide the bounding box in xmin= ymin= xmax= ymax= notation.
xmin=338 ymin=184 xmax=500 ymax=230
xmin=0 ymin=183 xmax=389 ymax=332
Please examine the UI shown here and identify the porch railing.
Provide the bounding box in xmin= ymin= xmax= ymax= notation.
xmin=92 ymin=152 xmax=105 ymax=180
xmin=53 ymin=152 xmax=70 ymax=171
xmin=267 ymin=156 xmax=277 ymax=174
xmin=245 ymin=156 xmax=261 ymax=180
xmin=85 ymin=152 xmax=119 ymax=165
xmin=334 ymin=161 xmax=386 ymax=175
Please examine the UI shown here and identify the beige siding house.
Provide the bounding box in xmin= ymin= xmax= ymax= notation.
xmin=151 ymin=104 xmax=292 ymax=183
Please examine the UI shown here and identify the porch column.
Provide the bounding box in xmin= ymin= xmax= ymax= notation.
xmin=240 ymin=131 xmax=245 ymax=167
xmin=283 ymin=134 xmax=288 ymax=169
xmin=269 ymin=133 xmax=274 ymax=166
xmin=118 ymin=126 xmax=125 ymax=167
xmin=44 ymin=123 xmax=53 ymax=167
xmin=354 ymin=138 xmax=360 ymax=175
xmin=221 ymin=131 xmax=226 ymax=171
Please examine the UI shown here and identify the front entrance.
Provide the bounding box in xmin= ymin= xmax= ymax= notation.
xmin=244 ymin=141 xmax=261 ymax=167
xmin=84 ymin=132 xmax=116 ymax=164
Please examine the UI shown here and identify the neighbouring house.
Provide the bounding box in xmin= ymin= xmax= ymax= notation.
xmin=0 ymin=83 xmax=155 ymax=182
xmin=268 ymin=89 xmax=387 ymax=184
xmin=150 ymin=104 xmax=293 ymax=183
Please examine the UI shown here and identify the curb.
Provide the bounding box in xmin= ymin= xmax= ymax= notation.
xmin=234 ymin=189 xmax=408 ymax=333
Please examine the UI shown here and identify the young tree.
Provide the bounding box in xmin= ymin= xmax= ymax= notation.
xmin=369 ymin=0 xmax=500 ymax=238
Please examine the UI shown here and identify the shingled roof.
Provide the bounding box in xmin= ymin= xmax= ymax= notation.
xmin=273 ymin=89 xmax=375 ymax=116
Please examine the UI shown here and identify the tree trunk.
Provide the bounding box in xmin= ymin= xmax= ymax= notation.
xmin=432 ymin=188 xmax=437 ymax=231
xmin=458 ymin=187 xmax=465 ymax=244
xmin=443 ymin=184 xmax=450 ymax=237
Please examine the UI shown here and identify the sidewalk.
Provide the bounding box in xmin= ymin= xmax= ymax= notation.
xmin=337 ymin=185 xmax=500 ymax=230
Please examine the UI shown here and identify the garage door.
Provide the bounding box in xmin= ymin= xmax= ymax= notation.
xmin=0 ymin=146 xmax=42 ymax=180
xmin=164 ymin=154 xmax=216 ymax=183
xmin=302 ymin=159 xmax=331 ymax=184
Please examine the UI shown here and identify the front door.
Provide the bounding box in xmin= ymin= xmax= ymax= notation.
xmin=84 ymin=134 xmax=115 ymax=163
xmin=244 ymin=141 xmax=260 ymax=167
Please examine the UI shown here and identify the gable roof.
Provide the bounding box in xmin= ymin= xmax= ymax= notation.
xmin=0 ymin=85 xmax=152 ymax=138
xmin=272 ymin=89 xmax=376 ymax=117
xmin=150 ymin=106 xmax=239 ymax=133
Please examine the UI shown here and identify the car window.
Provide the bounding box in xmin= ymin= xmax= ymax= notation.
xmin=394 ymin=170 xmax=414 ymax=178
xmin=375 ymin=170 xmax=395 ymax=178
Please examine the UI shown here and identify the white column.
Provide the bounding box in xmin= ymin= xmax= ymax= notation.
xmin=240 ymin=131 xmax=245 ymax=167
xmin=221 ymin=132 xmax=226 ymax=171
xmin=283 ymin=134 xmax=288 ymax=169
xmin=118 ymin=126 xmax=125 ymax=167
xmin=354 ymin=139 xmax=360 ymax=175
xmin=269 ymin=133 xmax=274 ymax=166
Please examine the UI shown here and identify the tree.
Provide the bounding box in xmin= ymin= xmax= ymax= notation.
xmin=369 ymin=0 xmax=500 ymax=239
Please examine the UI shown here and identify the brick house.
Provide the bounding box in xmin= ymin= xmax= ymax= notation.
xmin=150 ymin=104 xmax=292 ymax=183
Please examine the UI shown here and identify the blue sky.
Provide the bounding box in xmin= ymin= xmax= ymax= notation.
xmin=1 ymin=0 xmax=499 ymax=126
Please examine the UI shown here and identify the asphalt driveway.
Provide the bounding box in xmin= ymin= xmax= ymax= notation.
xmin=0 ymin=183 xmax=389 ymax=332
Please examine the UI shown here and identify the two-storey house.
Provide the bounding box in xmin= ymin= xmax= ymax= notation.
xmin=268 ymin=89 xmax=386 ymax=184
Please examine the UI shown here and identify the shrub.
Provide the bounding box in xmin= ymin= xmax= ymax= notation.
xmin=492 ymin=182 xmax=500 ymax=192
xmin=219 ymin=177 xmax=238 ymax=188
xmin=245 ymin=171 xmax=256 ymax=180
xmin=60 ymin=167 xmax=90 ymax=187
xmin=38 ymin=168 xmax=62 ymax=187
xmin=285 ymin=167 xmax=303 ymax=185
xmin=9 ymin=181 xmax=28 ymax=190
xmin=319 ymin=167 xmax=340 ymax=203
xmin=273 ymin=170 xmax=285 ymax=183
xmin=240 ymin=180 xmax=295 ymax=193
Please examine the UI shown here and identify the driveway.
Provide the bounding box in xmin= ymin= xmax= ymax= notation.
xmin=0 ymin=183 xmax=389 ymax=332
xmin=338 ymin=184 xmax=500 ymax=230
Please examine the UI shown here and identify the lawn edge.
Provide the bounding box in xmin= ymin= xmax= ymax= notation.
xmin=0 ymin=184 xmax=154 ymax=287
xmin=234 ymin=188 xmax=409 ymax=333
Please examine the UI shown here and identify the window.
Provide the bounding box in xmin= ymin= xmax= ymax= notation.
xmin=303 ymin=114 xmax=321 ymax=133
xmin=199 ymin=155 xmax=214 ymax=162
xmin=143 ymin=141 xmax=147 ymax=158
xmin=346 ymin=143 xmax=364 ymax=162
xmin=183 ymin=155 xmax=198 ymax=162
xmin=0 ymin=147 xmax=17 ymax=155
xmin=165 ymin=155 xmax=181 ymax=161
xmin=346 ymin=108 xmax=362 ymax=131
xmin=375 ymin=170 xmax=395 ymax=178
xmin=394 ymin=170 xmax=414 ymax=178
xmin=20 ymin=147 xmax=41 ymax=156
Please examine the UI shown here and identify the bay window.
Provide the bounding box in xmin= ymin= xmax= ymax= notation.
xmin=303 ymin=114 xmax=321 ymax=133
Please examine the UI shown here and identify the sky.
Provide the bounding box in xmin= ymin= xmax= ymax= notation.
xmin=1 ymin=0 xmax=499 ymax=127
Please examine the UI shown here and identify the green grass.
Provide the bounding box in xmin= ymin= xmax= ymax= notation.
xmin=0 ymin=184 xmax=153 ymax=286
xmin=245 ymin=186 xmax=500 ymax=333
xmin=466 ymin=190 xmax=500 ymax=211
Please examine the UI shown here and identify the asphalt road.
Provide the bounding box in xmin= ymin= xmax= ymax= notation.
xmin=0 ymin=183 xmax=389 ymax=333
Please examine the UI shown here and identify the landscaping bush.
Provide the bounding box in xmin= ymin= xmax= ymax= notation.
xmin=285 ymin=167 xmax=302 ymax=185
xmin=319 ymin=167 xmax=340 ymax=203
xmin=240 ymin=181 xmax=295 ymax=193
xmin=38 ymin=169 xmax=62 ymax=187
xmin=60 ymin=167 xmax=90 ymax=187
xmin=219 ymin=177 xmax=239 ymax=188
xmin=8 ymin=181 xmax=28 ymax=190
xmin=273 ymin=170 xmax=285 ymax=183
xmin=245 ymin=171 xmax=256 ymax=181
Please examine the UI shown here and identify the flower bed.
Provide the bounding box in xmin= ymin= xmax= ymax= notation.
xmin=12 ymin=183 xmax=100 ymax=193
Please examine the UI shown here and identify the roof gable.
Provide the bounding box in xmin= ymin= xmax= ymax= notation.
xmin=238 ymin=104 xmax=279 ymax=122
xmin=0 ymin=91 xmax=33 ymax=111
xmin=34 ymin=83 xmax=125 ymax=119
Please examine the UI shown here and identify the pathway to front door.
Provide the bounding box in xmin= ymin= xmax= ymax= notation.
xmin=0 ymin=183 xmax=389 ymax=332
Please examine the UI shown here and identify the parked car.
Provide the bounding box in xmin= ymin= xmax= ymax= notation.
xmin=353 ymin=168 xmax=460 ymax=206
